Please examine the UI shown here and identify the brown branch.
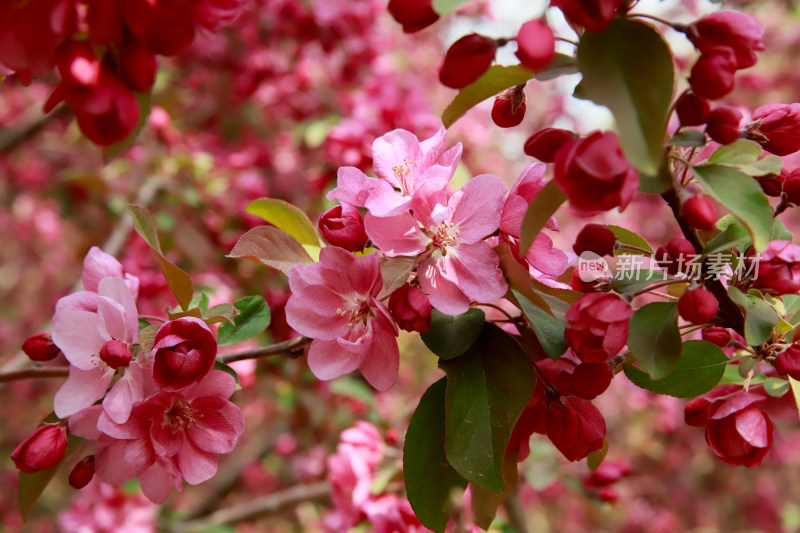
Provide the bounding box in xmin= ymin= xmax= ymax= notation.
xmin=169 ymin=482 xmax=331 ymax=533
xmin=0 ymin=366 xmax=68 ymax=383
xmin=0 ymin=105 xmax=71 ymax=154
xmin=504 ymin=489 xmax=530 ymax=533
xmin=218 ymin=336 xmax=311 ymax=364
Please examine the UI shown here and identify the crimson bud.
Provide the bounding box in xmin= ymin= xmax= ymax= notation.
xmin=564 ymin=293 xmax=633 ymax=363
xmin=99 ymin=339 xmax=133 ymax=369
xmin=675 ymin=91 xmax=711 ymax=126
xmin=439 ymin=34 xmax=497 ymax=89
xmin=318 ymin=204 xmax=368 ymax=252
xmin=22 ymin=333 xmax=61 ymax=362
xmin=573 ymin=224 xmax=616 ymax=257
xmin=550 ymin=0 xmax=625 ymax=33
xmin=515 ymin=19 xmax=555 ymax=72
xmin=388 ymin=0 xmax=439 ymax=33
xmin=524 ymin=128 xmax=577 ymax=162
xmin=11 ymin=424 xmax=68 ymax=473
xmin=705 ymin=391 xmax=773 ymax=467
xmin=687 ymin=10 xmax=765 ymax=69
xmin=689 ymin=47 xmax=738 ymax=100
xmin=706 ymin=105 xmax=744 ymax=145
xmin=491 ymin=90 xmax=526 ymax=128
xmin=683 ymin=196 xmax=718 ymax=231
xmin=655 ymin=237 xmax=696 ymax=276
xmin=570 ymin=362 xmax=614 ymax=400
xmin=678 ymin=287 xmax=718 ymax=325
xmin=151 ymin=317 xmax=217 ymax=390
xmin=749 ymin=103 xmax=800 ymax=156
xmin=388 ymin=284 xmax=432 ymax=334
xmin=118 ymin=42 xmax=157 ymax=92
xmin=68 ymin=455 xmax=95 ymax=489
xmin=751 ymin=240 xmax=800 ymax=295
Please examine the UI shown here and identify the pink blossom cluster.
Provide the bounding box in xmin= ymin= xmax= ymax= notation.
xmin=12 ymin=247 xmax=245 ymax=503
xmin=286 ymin=128 xmax=568 ymax=390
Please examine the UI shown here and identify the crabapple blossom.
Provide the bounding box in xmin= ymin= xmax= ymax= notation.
xmin=687 ymin=10 xmax=765 ymax=69
xmin=524 ymin=128 xmax=577 ymax=163
xmin=751 ymin=241 xmax=800 ymax=295
xmin=573 ymin=224 xmax=617 ymax=257
xmin=57 ymin=479 xmax=157 ymax=532
xmin=678 ymin=287 xmax=719 ymax=325
xmin=285 ymin=247 xmax=400 ymax=391
xmin=564 ymin=293 xmax=633 ymax=363
xmin=774 ymin=344 xmax=800 ymax=381
xmin=683 ymin=195 xmax=719 ymax=231
xmin=749 ymin=103 xmax=800 ymax=156
xmin=706 ymin=105 xmax=744 ymax=144
xmin=11 ymin=423 xmax=68 ymax=473
xmin=150 ymin=317 xmax=218 ymax=391
xmin=22 ymin=332 xmax=62 ymax=362
xmin=675 ymin=91 xmax=711 ymax=126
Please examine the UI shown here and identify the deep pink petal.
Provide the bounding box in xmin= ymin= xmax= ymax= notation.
xmin=307 ymin=339 xmax=366 ymax=381
xmin=68 ymin=405 xmax=103 ymax=440
xmin=410 ymin=179 xmax=451 ymax=230
xmin=418 ymin=258 xmax=471 ymax=315
xmin=95 ymin=437 xmax=154 ymax=485
xmin=178 ymin=441 xmax=219 ymax=485
xmin=364 ymin=213 xmax=427 ymax=257
xmin=358 ymin=321 xmax=400 ymax=391
xmin=526 ymin=234 xmax=569 ymax=276
xmin=285 ymin=295 xmax=348 ymax=340
xmin=139 ymin=461 xmax=179 ymax=503
xmin=54 ymin=366 xmax=114 ymax=419
xmin=735 ymin=406 xmax=769 ymax=448
xmin=347 ymin=252 xmax=382 ymax=298
xmin=448 ymin=242 xmax=508 ymax=304
xmin=187 ymin=397 xmax=245 ymax=454
xmin=183 ymin=369 xmax=237 ymax=401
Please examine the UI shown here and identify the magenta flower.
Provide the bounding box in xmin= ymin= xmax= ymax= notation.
xmin=327 ymin=127 xmax=461 ymax=217
xmin=366 ymin=174 xmax=509 ymax=315
xmin=71 ymin=370 xmax=245 ymax=504
xmin=285 ymin=247 xmax=399 ymax=391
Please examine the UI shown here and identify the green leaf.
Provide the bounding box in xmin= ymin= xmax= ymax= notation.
xmin=246 ymin=198 xmax=319 ymax=247
xmin=18 ymin=433 xmax=83 ymax=521
xmin=789 ymin=377 xmax=800 ymax=422
xmin=608 ymin=224 xmax=654 ymax=255
xmin=102 ymin=91 xmax=152 ymax=163
xmin=763 ymin=377 xmax=790 ymax=398
xmin=440 ymin=324 xmax=536 ymax=493
xmin=627 ymin=302 xmax=681 ymax=379
xmin=421 ymin=308 xmax=486 ymax=360
xmin=587 ymin=438 xmax=609 ymax=472
xmin=727 ymin=287 xmax=780 ymax=346
xmin=213 ymin=360 xmax=241 ymax=387
xmin=227 ymin=226 xmax=314 ymax=276
xmin=576 ymin=19 xmax=674 ymax=175
xmin=469 ymin=450 xmax=518 ymax=530
xmin=624 ymin=340 xmax=728 ymax=397
xmin=707 ymin=139 xmax=783 ymax=176
xmin=691 ymin=164 xmax=773 ymax=252
xmin=217 ymin=296 xmax=271 ymax=346
xmin=432 ymin=0 xmax=471 ymax=15
xmin=404 ymin=378 xmax=468 ymax=533
xmin=611 ymin=270 xmax=673 ymax=295
xmin=441 ymin=57 xmax=577 ymax=128
xmin=513 ymin=289 xmax=567 ymax=359
xmin=380 ymin=257 xmax=415 ymax=297
xmin=667 ymin=129 xmax=707 ymax=147
xmin=518 ymin=180 xmax=568 ymax=257
xmin=128 ymin=205 xmax=194 ymax=310
xmin=701 ymin=218 xmax=750 ymax=257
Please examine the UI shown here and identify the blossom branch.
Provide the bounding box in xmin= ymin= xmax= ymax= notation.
xmin=0 ymin=366 xmax=69 ymax=383
xmin=217 ymin=336 xmax=312 ymax=364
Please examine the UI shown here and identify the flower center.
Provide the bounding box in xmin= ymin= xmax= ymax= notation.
xmin=337 ymin=298 xmax=374 ymax=328
xmin=163 ymin=399 xmax=198 ymax=433
xmin=392 ymin=158 xmax=418 ymax=195
xmin=431 ymin=221 xmax=460 ymax=252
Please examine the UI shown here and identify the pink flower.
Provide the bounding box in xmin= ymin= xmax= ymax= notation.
xmin=150 ymin=317 xmax=217 ymax=391
xmin=366 ymin=175 xmax=509 ymax=315
xmin=82 ymin=246 xmax=140 ymax=300
xmin=75 ymin=370 xmax=245 ymax=504
xmin=285 ymin=247 xmax=400 ymax=391
xmin=57 ymin=478 xmax=157 ymax=533
xmin=751 ymin=240 xmax=800 ymax=295
xmin=327 ymin=128 xmax=461 ymax=217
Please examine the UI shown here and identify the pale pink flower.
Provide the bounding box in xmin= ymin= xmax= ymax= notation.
xmin=82 ymin=246 xmax=140 ymax=300
xmin=71 ymin=370 xmax=245 ymax=504
xmin=327 ymin=127 xmax=462 ymax=217
xmin=285 ymin=247 xmax=400 ymax=391
xmin=57 ymin=478 xmax=157 ymax=533
xmin=366 ymin=174 xmax=509 ymax=315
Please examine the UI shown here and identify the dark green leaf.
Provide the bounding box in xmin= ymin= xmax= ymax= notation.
xmin=246 ymin=198 xmax=319 ymax=247
xmin=469 ymin=451 xmax=518 ymax=530
xmin=624 ymin=340 xmax=728 ymax=397
xmin=608 ymin=224 xmax=654 ymax=255
xmin=701 ymin=217 xmax=751 ymax=257
xmin=519 ymin=180 xmax=567 ymax=257
xmin=404 ymin=378 xmax=468 ymax=533
xmin=577 ymin=19 xmax=674 ymax=175
xmin=727 ymin=287 xmax=780 ymax=346
xmin=513 ymin=289 xmax=567 ymax=359
xmin=128 ymin=205 xmax=194 ymax=310
xmin=667 ymin=129 xmax=707 ymax=147
xmin=691 ymin=164 xmax=773 ymax=252
xmin=440 ymin=324 xmax=536 ymax=493
xmin=218 ymin=296 xmax=271 ymax=346
xmin=422 ymin=308 xmax=485 ymax=360
xmin=627 ymin=302 xmax=681 ymax=379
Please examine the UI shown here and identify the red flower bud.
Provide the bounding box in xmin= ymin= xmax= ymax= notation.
xmin=74 ymin=72 xmax=140 ymax=146
xmin=570 ymin=362 xmax=614 ymax=400
xmin=550 ymin=0 xmax=625 ymax=33
xmin=683 ymin=196 xmax=718 ymax=231
xmin=546 ymin=398 xmax=606 ymax=462
xmin=687 ymin=10 xmax=764 ymax=69
xmin=388 ymin=284 xmax=432 ymax=333
xmin=705 ymin=391 xmax=773 ymax=467
xmin=570 ymin=269 xmax=610 ymax=293
xmin=749 ymin=103 xmax=800 ymax=156
xmin=553 ymin=130 xmax=639 ymax=216
xmin=388 ymin=0 xmax=439 ymax=33
xmin=655 ymin=237 xmax=696 ymax=276
xmin=675 ymin=91 xmax=711 ymax=126
xmin=573 ymin=224 xmax=616 ymax=257
xmin=755 ymin=170 xmax=785 ymax=198
xmin=11 ymin=424 xmax=68 ymax=473
xmin=689 ymin=47 xmax=738 ymax=100
xmin=491 ymin=92 xmax=526 ymax=128
xmin=68 ymin=455 xmax=95 ymax=489
xmin=774 ymin=344 xmax=800 ymax=381
xmin=439 ymin=34 xmax=497 ymax=89
xmin=514 ymin=19 xmax=555 ymax=72
xmin=706 ymin=105 xmax=744 ymax=145
xmin=782 ymin=168 xmax=800 ymax=206
xmin=318 ymin=204 xmax=368 ymax=252
xmin=565 ymin=293 xmax=633 ymax=363
xmin=678 ymin=287 xmax=718 ymax=325
xmin=751 ymin=240 xmax=800 ymax=295
xmin=22 ymin=333 xmax=62 ymax=362
xmin=151 ymin=317 xmax=217 ymax=390
xmin=99 ymin=339 xmax=133 ymax=369
xmin=118 ymin=42 xmax=157 ymax=92
xmin=702 ymin=326 xmax=744 ymax=349
xmin=584 ymin=459 xmax=632 ymax=487
xmin=524 ymin=128 xmax=577 ymax=163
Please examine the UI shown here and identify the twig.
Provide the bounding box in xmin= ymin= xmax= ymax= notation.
xmin=218 ymin=336 xmax=311 ymax=364
xmin=631 ymin=279 xmax=685 ymax=298
xmin=169 ymin=482 xmax=331 ymax=532
xmin=0 ymin=366 xmax=68 ymax=383
xmin=0 ymin=105 xmax=71 ymax=154
xmin=504 ymin=489 xmax=529 ymax=533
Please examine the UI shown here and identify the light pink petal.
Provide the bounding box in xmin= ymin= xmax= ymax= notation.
xmin=139 ymin=462 xmax=178 ymax=504
xmin=410 ymin=179 xmax=451 ymax=230
xmin=337 ymin=322 xmax=376 ymax=355
xmin=372 ymin=129 xmax=424 ymax=185
xmin=187 ymin=397 xmax=245 ymax=454
xmin=451 ymin=174 xmax=507 ymax=243
xmin=510 ymin=163 xmax=546 ymax=199
xmin=96 ymin=296 xmax=126 ymax=343
xmin=358 ymin=322 xmax=399 ymax=391
xmin=448 ymin=242 xmax=508 ymax=304
xmin=184 ymin=369 xmax=238 ymax=400
xmin=102 ymin=371 xmax=142 ymax=424
xmin=285 ymin=296 xmax=348 ymax=340
xmin=500 ymin=194 xmax=528 ymax=238
xmin=364 ymin=180 xmax=412 ymax=217
xmin=326 ymin=166 xmax=377 ymax=207
xmin=364 ymin=213 xmax=427 ymax=257
xmin=424 ymin=143 xmax=462 ymax=181
xmin=95 ymin=437 xmax=154 ymax=485
xmin=526 ymin=234 xmax=569 ymax=277
xmin=178 ymin=441 xmax=219 ymax=485
xmin=98 ymin=277 xmax=138 ymax=344
xmin=419 ymin=127 xmax=447 ymax=168
xmin=307 ymin=339 xmax=366 ymax=381
xmin=68 ymin=405 xmax=103 ymax=440
xmin=418 ymin=258 xmax=472 ymax=315
xmin=54 ymin=366 xmax=114 ymax=419
xmin=52 ymin=296 xmax=105 ymax=369
xmin=82 ymin=246 xmax=123 ymax=292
